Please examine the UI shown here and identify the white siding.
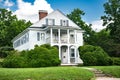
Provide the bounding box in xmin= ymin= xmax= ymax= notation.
xmin=29 ymin=30 xmax=46 ymax=49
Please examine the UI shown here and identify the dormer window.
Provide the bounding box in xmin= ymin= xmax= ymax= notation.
xmin=46 ymin=18 xmax=55 ymax=25
xmin=60 ymin=20 xmax=69 ymax=26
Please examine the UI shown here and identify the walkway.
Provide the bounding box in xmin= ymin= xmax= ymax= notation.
xmin=82 ymin=67 xmax=120 ymax=80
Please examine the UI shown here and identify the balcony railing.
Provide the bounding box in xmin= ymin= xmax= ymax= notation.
xmin=46 ymin=37 xmax=75 ymax=44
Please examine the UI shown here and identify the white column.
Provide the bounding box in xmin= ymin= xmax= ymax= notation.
xmin=74 ymin=30 xmax=77 ymax=43
xmin=59 ymin=46 xmax=61 ymax=60
xmin=50 ymin=28 xmax=53 ymax=43
xmin=58 ymin=29 xmax=60 ymax=43
xmin=74 ymin=48 xmax=77 ymax=63
xmin=67 ymin=46 xmax=70 ymax=63
xmin=67 ymin=29 xmax=69 ymax=44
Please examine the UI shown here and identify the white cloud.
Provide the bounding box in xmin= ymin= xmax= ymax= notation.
xmin=4 ymin=0 xmax=14 ymax=7
xmin=91 ymin=20 xmax=106 ymax=32
xmin=14 ymin=0 xmax=53 ymax=23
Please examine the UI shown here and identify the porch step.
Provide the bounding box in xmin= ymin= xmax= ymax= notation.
xmin=61 ymin=63 xmax=78 ymax=66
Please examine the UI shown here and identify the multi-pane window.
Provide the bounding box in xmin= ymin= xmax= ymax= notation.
xmin=37 ymin=32 xmax=45 ymax=41
xmin=46 ymin=19 xmax=55 ymax=25
xmin=13 ymin=33 xmax=29 ymax=48
xmin=37 ymin=32 xmax=40 ymax=41
xmin=60 ymin=20 xmax=69 ymax=26
xmin=70 ymin=49 xmax=75 ymax=57
xmin=41 ymin=33 xmax=45 ymax=40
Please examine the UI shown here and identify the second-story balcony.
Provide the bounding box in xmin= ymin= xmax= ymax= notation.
xmin=46 ymin=37 xmax=75 ymax=44
xmin=46 ymin=28 xmax=76 ymax=44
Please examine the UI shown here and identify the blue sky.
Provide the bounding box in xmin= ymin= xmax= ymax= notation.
xmin=0 ymin=0 xmax=107 ymax=31
xmin=46 ymin=0 xmax=107 ymax=23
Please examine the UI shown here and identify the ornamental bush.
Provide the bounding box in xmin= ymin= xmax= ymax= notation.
xmin=3 ymin=44 xmax=60 ymax=68
xmin=79 ymin=45 xmax=111 ymax=66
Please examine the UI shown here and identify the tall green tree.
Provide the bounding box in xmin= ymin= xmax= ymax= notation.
xmin=0 ymin=8 xmax=32 ymax=47
xmin=101 ymin=0 xmax=120 ymax=43
xmin=67 ymin=8 xmax=95 ymax=43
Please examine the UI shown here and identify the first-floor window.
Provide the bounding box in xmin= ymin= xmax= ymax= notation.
xmin=70 ymin=49 xmax=75 ymax=57
xmin=41 ymin=33 xmax=45 ymax=41
xmin=37 ymin=32 xmax=40 ymax=41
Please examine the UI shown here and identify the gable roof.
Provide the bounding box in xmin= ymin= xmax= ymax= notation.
xmin=30 ymin=9 xmax=81 ymax=29
xmin=12 ymin=10 xmax=83 ymax=42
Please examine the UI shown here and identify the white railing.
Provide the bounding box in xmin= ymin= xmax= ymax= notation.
xmin=61 ymin=38 xmax=67 ymax=43
xmin=46 ymin=37 xmax=50 ymax=43
xmin=69 ymin=38 xmax=75 ymax=44
xmin=46 ymin=37 xmax=75 ymax=44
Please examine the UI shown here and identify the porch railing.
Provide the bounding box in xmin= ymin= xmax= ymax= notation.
xmin=46 ymin=37 xmax=75 ymax=44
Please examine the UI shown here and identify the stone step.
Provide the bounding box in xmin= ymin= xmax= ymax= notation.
xmin=94 ymin=71 xmax=103 ymax=74
xmin=95 ymin=73 xmax=106 ymax=77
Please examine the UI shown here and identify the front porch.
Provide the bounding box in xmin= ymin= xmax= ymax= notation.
xmin=55 ymin=45 xmax=83 ymax=65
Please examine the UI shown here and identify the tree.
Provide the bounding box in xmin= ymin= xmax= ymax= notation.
xmin=67 ymin=8 xmax=95 ymax=43
xmin=0 ymin=8 xmax=32 ymax=47
xmin=101 ymin=0 xmax=120 ymax=43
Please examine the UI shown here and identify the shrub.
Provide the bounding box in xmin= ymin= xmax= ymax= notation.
xmin=3 ymin=51 xmax=28 ymax=68
xmin=79 ymin=45 xmax=111 ymax=66
xmin=112 ymin=57 xmax=120 ymax=65
xmin=0 ymin=46 xmax=14 ymax=58
xmin=3 ymin=44 xmax=60 ymax=68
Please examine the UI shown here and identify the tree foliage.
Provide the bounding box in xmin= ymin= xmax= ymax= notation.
xmin=0 ymin=8 xmax=32 ymax=47
xmin=67 ymin=8 xmax=95 ymax=42
xmin=101 ymin=0 xmax=120 ymax=43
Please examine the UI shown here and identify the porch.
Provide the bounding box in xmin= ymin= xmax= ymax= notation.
xmin=54 ymin=45 xmax=82 ymax=65
xmin=46 ymin=28 xmax=77 ymax=44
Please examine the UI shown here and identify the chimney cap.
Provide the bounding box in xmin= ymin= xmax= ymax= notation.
xmin=39 ymin=10 xmax=48 ymax=13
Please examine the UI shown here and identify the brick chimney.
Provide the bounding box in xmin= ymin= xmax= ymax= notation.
xmin=38 ymin=10 xmax=48 ymax=20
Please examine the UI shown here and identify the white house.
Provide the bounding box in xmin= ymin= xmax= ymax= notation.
xmin=12 ymin=10 xmax=84 ymax=65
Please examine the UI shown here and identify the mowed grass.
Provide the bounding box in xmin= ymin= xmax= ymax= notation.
xmin=0 ymin=67 xmax=94 ymax=80
xmin=91 ymin=66 xmax=120 ymax=78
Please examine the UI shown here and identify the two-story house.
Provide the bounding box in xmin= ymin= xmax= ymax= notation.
xmin=12 ymin=10 xmax=84 ymax=65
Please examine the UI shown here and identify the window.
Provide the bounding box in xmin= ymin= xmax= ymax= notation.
xmin=41 ymin=33 xmax=45 ymax=41
xmin=55 ymin=32 xmax=58 ymax=40
xmin=46 ymin=19 xmax=55 ymax=25
xmin=26 ymin=33 xmax=29 ymax=42
xmin=60 ymin=20 xmax=69 ymax=26
xmin=70 ymin=49 xmax=75 ymax=57
xmin=37 ymin=32 xmax=40 ymax=41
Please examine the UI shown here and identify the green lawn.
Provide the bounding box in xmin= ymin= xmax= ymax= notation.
xmin=91 ymin=66 xmax=120 ymax=78
xmin=0 ymin=67 xmax=94 ymax=80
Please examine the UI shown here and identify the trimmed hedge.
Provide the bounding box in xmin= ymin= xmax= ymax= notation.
xmin=3 ymin=44 xmax=60 ymax=68
xmin=79 ymin=45 xmax=112 ymax=66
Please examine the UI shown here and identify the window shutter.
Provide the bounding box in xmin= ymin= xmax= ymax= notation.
xmin=60 ymin=20 xmax=62 ymax=26
xmin=67 ymin=20 xmax=69 ymax=26
xmin=53 ymin=19 xmax=55 ymax=25
xmin=46 ymin=18 xmax=48 ymax=25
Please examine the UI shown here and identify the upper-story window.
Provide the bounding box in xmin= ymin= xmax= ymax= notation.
xmin=46 ymin=18 xmax=55 ymax=25
xmin=60 ymin=20 xmax=69 ymax=26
